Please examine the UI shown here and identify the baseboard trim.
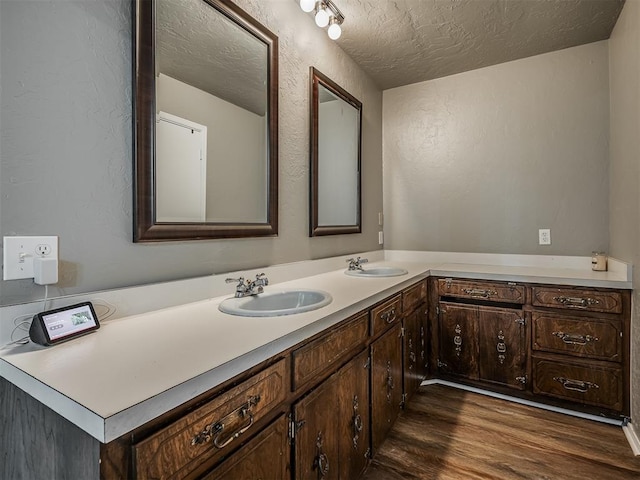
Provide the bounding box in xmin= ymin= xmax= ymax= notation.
xmin=623 ymin=422 xmax=640 ymax=456
xmin=421 ymin=379 xmax=623 ymax=426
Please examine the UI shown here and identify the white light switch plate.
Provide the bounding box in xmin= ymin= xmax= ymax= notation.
xmin=3 ymin=236 xmax=59 ymax=280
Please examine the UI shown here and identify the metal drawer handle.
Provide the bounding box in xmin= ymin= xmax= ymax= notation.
xmin=462 ymin=288 xmax=497 ymax=298
xmin=386 ymin=361 xmax=394 ymax=402
xmin=553 ymin=376 xmax=599 ymax=393
xmin=552 ymin=331 xmax=599 ymax=346
xmin=380 ymin=307 xmax=397 ymax=324
xmin=190 ymin=395 xmax=261 ymax=448
xmin=314 ymin=432 xmax=330 ymax=477
xmin=552 ymin=296 xmax=600 ymax=308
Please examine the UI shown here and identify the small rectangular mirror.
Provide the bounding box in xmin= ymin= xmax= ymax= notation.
xmin=309 ymin=67 xmax=362 ymax=236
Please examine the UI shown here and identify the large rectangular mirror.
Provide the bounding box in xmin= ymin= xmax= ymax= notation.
xmin=309 ymin=67 xmax=362 ymax=236
xmin=133 ymin=0 xmax=278 ymax=241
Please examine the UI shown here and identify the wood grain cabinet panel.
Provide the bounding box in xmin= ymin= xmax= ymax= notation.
xmin=133 ymin=359 xmax=287 ymax=480
xmin=438 ymin=279 xmax=525 ymax=304
xmin=402 ymin=280 xmax=427 ymax=313
xmin=532 ymin=286 xmax=622 ymax=314
xmin=476 ymin=306 xmax=527 ymax=390
xmin=532 ymin=356 xmax=623 ymax=412
xmin=370 ymin=295 xmax=402 ymax=338
xmin=200 ymin=414 xmax=289 ymax=480
xmin=292 ymin=312 xmax=368 ymax=392
xmin=532 ymin=313 xmax=622 ymax=361
xmin=437 ymin=302 xmax=479 ymax=380
xmin=293 ymin=350 xmax=370 ymax=480
xmin=371 ymin=323 xmax=404 ymax=452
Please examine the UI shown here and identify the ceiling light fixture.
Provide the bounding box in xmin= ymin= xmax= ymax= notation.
xmin=301 ymin=1 xmax=344 ymax=41
xmin=299 ymin=0 xmax=315 ymax=13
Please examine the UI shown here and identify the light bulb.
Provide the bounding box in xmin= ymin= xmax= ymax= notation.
xmin=327 ymin=18 xmax=342 ymax=40
xmin=300 ymin=0 xmax=315 ymax=13
xmin=315 ymin=5 xmax=329 ymax=28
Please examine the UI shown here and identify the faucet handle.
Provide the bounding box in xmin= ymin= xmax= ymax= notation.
xmin=226 ymin=277 xmax=245 ymax=285
xmin=255 ymin=273 xmax=269 ymax=285
xmin=358 ymin=257 xmax=369 ymax=264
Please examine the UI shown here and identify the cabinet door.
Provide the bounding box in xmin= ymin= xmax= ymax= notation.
xmin=294 ymin=375 xmax=340 ymax=480
xmin=337 ymin=351 xmax=370 ymax=480
xmin=438 ymin=303 xmax=478 ymax=379
xmin=403 ymin=310 xmax=422 ymax=399
xmin=200 ymin=414 xmax=289 ymax=480
xmin=371 ymin=323 xmax=403 ymax=452
xmin=477 ymin=306 xmax=527 ymax=390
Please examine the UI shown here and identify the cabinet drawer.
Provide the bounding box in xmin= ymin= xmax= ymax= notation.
xmin=531 ymin=286 xmax=622 ymax=314
xmin=133 ymin=359 xmax=287 ymax=480
xmin=370 ymin=295 xmax=402 ymax=337
xmin=402 ymin=280 xmax=427 ymax=313
xmin=532 ymin=313 xmax=622 ymax=362
xmin=438 ymin=279 xmax=524 ymax=304
xmin=532 ymin=357 xmax=623 ymax=412
xmin=292 ymin=312 xmax=368 ymax=391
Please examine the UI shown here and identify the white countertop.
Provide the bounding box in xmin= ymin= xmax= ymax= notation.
xmin=0 ymin=252 xmax=632 ymax=443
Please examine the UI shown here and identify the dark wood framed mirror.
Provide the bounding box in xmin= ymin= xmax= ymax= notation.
xmin=309 ymin=67 xmax=362 ymax=236
xmin=133 ymin=0 xmax=278 ymax=242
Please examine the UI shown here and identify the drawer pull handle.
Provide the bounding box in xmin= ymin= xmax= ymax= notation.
xmin=552 ymin=331 xmax=599 ymax=346
xmin=380 ymin=307 xmax=397 ymax=324
xmin=352 ymin=395 xmax=363 ymax=449
xmin=454 ymin=324 xmax=463 ymax=357
xmin=314 ymin=432 xmax=330 ymax=477
xmin=386 ymin=361 xmax=394 ymax=402
xmin=552 ymin=296 xmax=600 ymax=308
xmin=462 ymin=288 xmax=497 ymax=298
xmin=496 ymin=330 xmax=506 ymax=365
xmin=190 ymin=395 xmax=261 ymax=448
xmin=553 ymin=376 xmax=600 ymax=393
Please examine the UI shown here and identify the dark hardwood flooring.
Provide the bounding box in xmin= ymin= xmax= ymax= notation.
xmin=362 ymin=384 xmax=640 ymax=480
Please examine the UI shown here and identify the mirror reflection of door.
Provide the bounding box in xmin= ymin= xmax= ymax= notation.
xmin=318 ymin=85 xmax=360 ymax=226
xmin=156 ymin=112 xmax=207 ymax=222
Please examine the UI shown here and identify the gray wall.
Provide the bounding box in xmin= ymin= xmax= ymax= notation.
xmin=0 ymin=0 xmax=383 ymax=305
xmin=382 ymin=41 xmax=610 ymax=255
xmin=609 ymin=0 xmax=640 ymax=435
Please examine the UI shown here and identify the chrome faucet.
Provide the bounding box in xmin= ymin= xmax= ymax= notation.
xmin=346 ymin=257 xmax=368 ymax=271
xmin=226 ymin=273 xmax=269 ymax=298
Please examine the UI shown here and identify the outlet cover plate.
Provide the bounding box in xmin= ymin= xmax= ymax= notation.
xmin=3 ymin=236 xmax=59 ymax=280
xmin=538 ymin=229 xmax=551 ymax=245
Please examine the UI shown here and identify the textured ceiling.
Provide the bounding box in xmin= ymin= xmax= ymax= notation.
xmin=333 ymin=0 xmax=625 ymax=89
xmin=157 ymin=0 xmax=267 ymax=115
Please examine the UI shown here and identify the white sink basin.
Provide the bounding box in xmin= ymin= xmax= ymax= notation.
xmin=218 ymin=289 xmax=333 ymax=317
xmin=345 ymin=266 xmax=408 ymax=278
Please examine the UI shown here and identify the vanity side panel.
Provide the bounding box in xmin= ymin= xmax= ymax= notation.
xmin=0 ymin=377 xmax=100 ymax=480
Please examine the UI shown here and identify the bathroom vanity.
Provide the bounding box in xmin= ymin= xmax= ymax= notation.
xmin=0 ymin=253 xmax=632 ymax=479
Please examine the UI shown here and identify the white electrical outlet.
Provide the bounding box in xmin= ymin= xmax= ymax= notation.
xmin=3 ymin=236 xmax=59 ymax=280
xmin=538 ymin=229 xmax=551 ymax=245
xmin=378 ymin=231 xmax=384 ymax=245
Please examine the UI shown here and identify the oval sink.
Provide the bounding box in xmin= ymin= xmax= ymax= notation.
xmin=345 ymin=266 xmax=408 ymax=278
xmin=219 ymin=289 xmax=333 ymax=317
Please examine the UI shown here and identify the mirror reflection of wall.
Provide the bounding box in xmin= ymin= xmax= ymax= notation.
xmin=317 ymin=85 xmax=360 ymax=226
xmin=310 ymin=67 xmax=362 ymax=236
xmin=156 ymin=73 xmax=267 ymax=222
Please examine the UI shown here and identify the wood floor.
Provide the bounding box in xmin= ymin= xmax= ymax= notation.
xmin=362 ymin=384 xmax=640 ymax=480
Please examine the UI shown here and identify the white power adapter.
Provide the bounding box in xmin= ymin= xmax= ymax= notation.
xmin=34 ymin=256 xmax=58 ymax=285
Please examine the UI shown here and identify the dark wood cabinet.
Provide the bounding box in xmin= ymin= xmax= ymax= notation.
xmin=431 ymin=277 xmax=631 ymax=418
xmin=200 ymin=414 xmax=289 ymax=480
xmin=370 ymin=322 xmax=403 ymax=452
xmin=402 ymin=281 xmax=428 ymax=402
xmin=438 ymin=301 xmax=526 ymax=389
xmin=293 ymin=350 xmax=370 ymax=480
